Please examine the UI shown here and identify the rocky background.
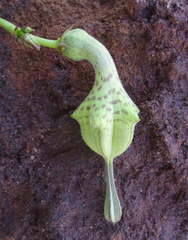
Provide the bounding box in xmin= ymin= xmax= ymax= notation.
xmin=0 ymin=0 xmax=187 ymax=239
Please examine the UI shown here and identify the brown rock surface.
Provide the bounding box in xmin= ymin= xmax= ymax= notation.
xmin=0 ymin=0 xmax=187 ymax=239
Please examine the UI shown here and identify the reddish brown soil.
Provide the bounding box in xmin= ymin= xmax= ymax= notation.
xmin=0 ymin=0 xmax=187 ymax=239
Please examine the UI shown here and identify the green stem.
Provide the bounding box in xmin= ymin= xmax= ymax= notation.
xmin=35 ymin=36 xmax=58 ymax=49
xmin=0 ymin=17 xmax=16 ymax=35
xmin=104 ymin=159 xmax=122 ymax=223
xmin=0 ymin=17 xmax=59 ymax=50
